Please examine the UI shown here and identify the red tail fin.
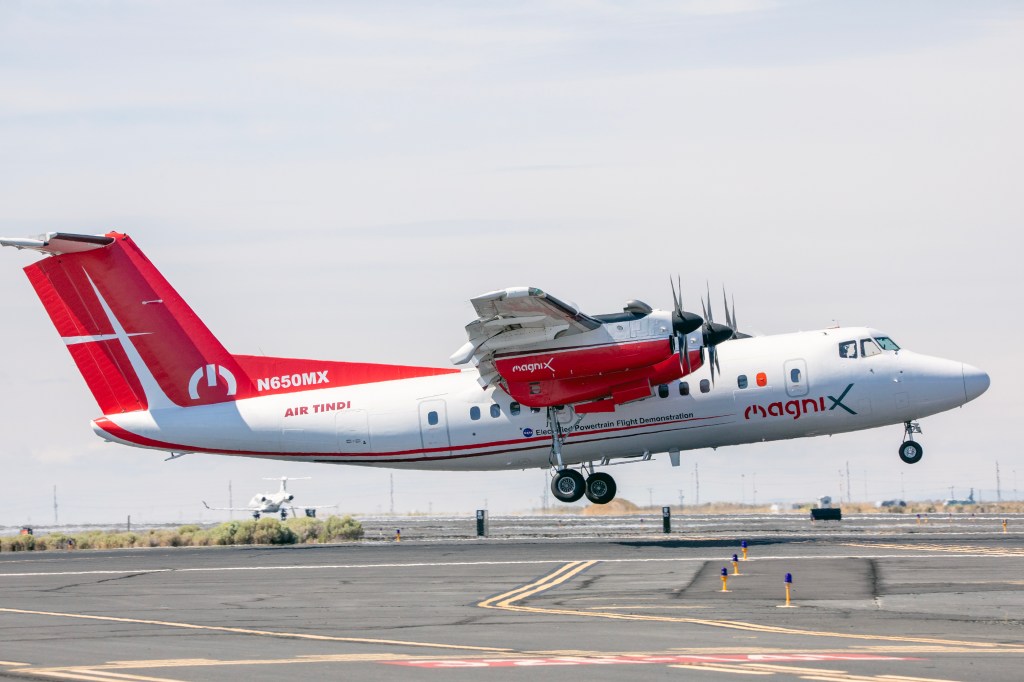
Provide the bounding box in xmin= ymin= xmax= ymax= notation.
xmin=7 ymin=232 xmax=462 ymax=415
xmin=17 ymin=232 xmax=243 ymax=413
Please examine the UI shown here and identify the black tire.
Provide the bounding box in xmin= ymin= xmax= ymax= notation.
xmin=585 ymin=472 xmax=617 ymax=505
xmin=899 ymin=440 xmax=923 ymax=464
xmin=551 ymin=469 xmax=586 ymax=503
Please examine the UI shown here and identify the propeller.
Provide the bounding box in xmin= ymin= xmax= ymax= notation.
xmin=670 ymin=276 xmax=703 ymax=375
xmin=722 ymin=287 xmax=752 ymax=340
xmin=700 ymin=283 xmax=734 ymax=385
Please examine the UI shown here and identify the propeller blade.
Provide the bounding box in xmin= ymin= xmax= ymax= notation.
xmin=708 ymin=345 xmax=717 ymax=385
xmin=722 ymin=286 xmax=734 ymax=331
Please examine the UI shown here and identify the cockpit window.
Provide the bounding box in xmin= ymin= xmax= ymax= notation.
xmin=860 ymin=338 xmax=882 ymax=357
xmin=839 ymin=341 xmax=858 ymax=358
xmin=875 ymin=336 xmax=900 ymax=351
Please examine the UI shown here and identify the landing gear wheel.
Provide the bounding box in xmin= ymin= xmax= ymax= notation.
xmin=585 ymin=472 xmax=617 ymax=505
xmin=899 ymin=440 xmax=923 ymax=464
xmin=551 ymin=469 xmax=586 ymax=503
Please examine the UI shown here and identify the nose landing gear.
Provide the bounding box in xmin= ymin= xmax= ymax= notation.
xmin=899 ymin=421 xmax=923 ymax=464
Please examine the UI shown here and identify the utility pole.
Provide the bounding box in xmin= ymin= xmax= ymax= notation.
xmin=741 ymin=474 xmax=746 ymax=505
xmin=752 ymin=473 xmax=757 ymax=507
xmin=995 ymin=458 xmax=1003 ymax=501
xmin=648 ymin=488 xmax=653 ymax=508
xmin=389 ymin=473 xmax=395 ymax=515
xmin=542 ymin=472 xmax=549 ymax=511
xmin=228 ymin=480 xmax=234 ymax=520
xmin=901 ymin=472 xmax=906 ymax=500
xmin=53 ymin=485 xmax=58 ymax=526
xmin=695 ymin=462 xmax=700 ymax=506
xmin=678 ymin=490 xmax=684 ymax=508
xmin=846 ymin=461 xmax=852 ymax=503
xmin=839 ymin=469 xmax=844 ymax=503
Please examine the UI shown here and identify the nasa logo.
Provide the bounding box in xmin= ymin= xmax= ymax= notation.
xmin=188 ymin=364 xmax=237 ymax=400
xmin=522 ymin=427 xmax=534 ymax=438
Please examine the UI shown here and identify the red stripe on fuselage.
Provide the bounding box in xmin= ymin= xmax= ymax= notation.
xmin=93 ymin=413 xmax=734 ymax=463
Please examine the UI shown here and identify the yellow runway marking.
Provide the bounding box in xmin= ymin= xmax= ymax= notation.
xmin=670 ymin=662 xmax=773 ymax=674
xmin=0 ymin=607 xmax=512 ymax=654
xmin=479 ymin=562 xmax=1013 ymax=651
xmin=25 ymin=671 xmax=187 ymax=682
xmin=743 ymin=663 xmax=856 ymax=674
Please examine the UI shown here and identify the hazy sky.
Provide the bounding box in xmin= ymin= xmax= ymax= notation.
xmin=1 ymin=1 xmax=1021 ymax=526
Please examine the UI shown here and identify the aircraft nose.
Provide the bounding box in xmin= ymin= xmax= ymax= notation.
xmin=963 ymin=363 xmax=990 ymax=403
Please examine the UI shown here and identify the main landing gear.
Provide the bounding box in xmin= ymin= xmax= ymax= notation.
xmin=546 ymin=408 xmax=618 ymax=505
xmin=899 ymin=420 xmax=923 ymax=464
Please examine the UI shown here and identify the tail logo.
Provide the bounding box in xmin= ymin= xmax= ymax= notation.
xmin=188 ymin=364 xmax=238 ymax=400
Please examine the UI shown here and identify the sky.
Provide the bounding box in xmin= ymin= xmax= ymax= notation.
xmin=0 ymin=1 xmax=1021 ymax=526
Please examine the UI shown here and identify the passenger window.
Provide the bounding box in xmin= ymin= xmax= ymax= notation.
xmin=860 ymin=338 xmax=882 ymax=357
xmin=791 ymin=368 xmax=802 ymax=383
xmin=470 ymin=406 xmax=481 ymax=420
xmin=737 ymin=375 xmax=748 ymax=389
xmin=427 ymin=411 xmax=438 ymax=426
xmin=839 ymin=341 xmax=858 ymax=358
xmin=699 ymin=379 xmax=711 ymax=394
xmin=679 ymin=381 xmax=690 ymax=396
xmin=658 ymin=384 xmax=669 ymax=398
xmin=510 ymin=402 xmax=521 ymax=416
xmin=530 ymin=406 xmax=541 ymax=414
xmin=490 ymin=404 xmax=501 ymax=418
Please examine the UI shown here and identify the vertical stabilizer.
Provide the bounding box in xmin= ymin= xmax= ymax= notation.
xmin=6 ymin=232 xmax=244 ymax=413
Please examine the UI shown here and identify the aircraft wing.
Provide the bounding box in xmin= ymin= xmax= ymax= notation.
xmin=202 ymin=501 xmax=257 ymax=512
xmin=450 ymin=287 xmax=602 ymax=387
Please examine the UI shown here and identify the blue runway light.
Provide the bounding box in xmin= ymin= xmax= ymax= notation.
xmin=785 ymin=572 xmax=793 ymax=583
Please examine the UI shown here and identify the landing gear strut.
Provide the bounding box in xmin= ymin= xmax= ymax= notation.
xmin=899 ymin=420 xmax=923 ymax=464
xmin=546 ymin=407 xmax=618 ymax=505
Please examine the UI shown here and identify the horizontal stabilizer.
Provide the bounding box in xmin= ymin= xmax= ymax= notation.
xmin=1 ymin=232 xmax=114 ymax=255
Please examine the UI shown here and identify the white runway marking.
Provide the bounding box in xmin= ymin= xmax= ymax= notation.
xmin=2 ymin=552 xmax=1023 ymax=578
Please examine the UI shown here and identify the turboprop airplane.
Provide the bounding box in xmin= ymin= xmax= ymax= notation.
xmin=2 ymin=232 xmax=990 ymax=505
xmin=203 ymin=477 xmax=335 ymax=520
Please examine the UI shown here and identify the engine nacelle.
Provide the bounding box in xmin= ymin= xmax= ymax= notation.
xmin=493 ymin=338 xmax=674 ymax=382
xmin=503 ymin=349 xmax=702 ymax=410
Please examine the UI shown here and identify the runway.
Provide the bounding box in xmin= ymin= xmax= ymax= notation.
xmin=2 ymin=515 xmax=1023 ymax=681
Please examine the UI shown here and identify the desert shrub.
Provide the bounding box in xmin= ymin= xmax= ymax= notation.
xmin=1 ymin=535 xmax=35 ymax=551
xmin=94 ymin=532 xmax=138 ymax=549
xmin=285 ymin=517 xmax=324 ymax=543
xmin=252 ymin=517 xmax=297 ymax=545
xmin=320 ymin=515 xmax=364 ymax=542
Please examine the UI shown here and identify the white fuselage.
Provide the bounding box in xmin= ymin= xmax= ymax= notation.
xmin=94 ymin=327 xmax=986 ymax=471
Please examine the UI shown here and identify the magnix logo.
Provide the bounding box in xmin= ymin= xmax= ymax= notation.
xmin=188 ymin=364 xmax=237 ymax=400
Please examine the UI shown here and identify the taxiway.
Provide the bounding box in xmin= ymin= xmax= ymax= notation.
xmin=1 ymin=515 xmax=1023 ymax=681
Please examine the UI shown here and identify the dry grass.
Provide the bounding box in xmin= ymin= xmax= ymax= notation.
xmin=0 ymin=515 xmax=364 ymax=552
